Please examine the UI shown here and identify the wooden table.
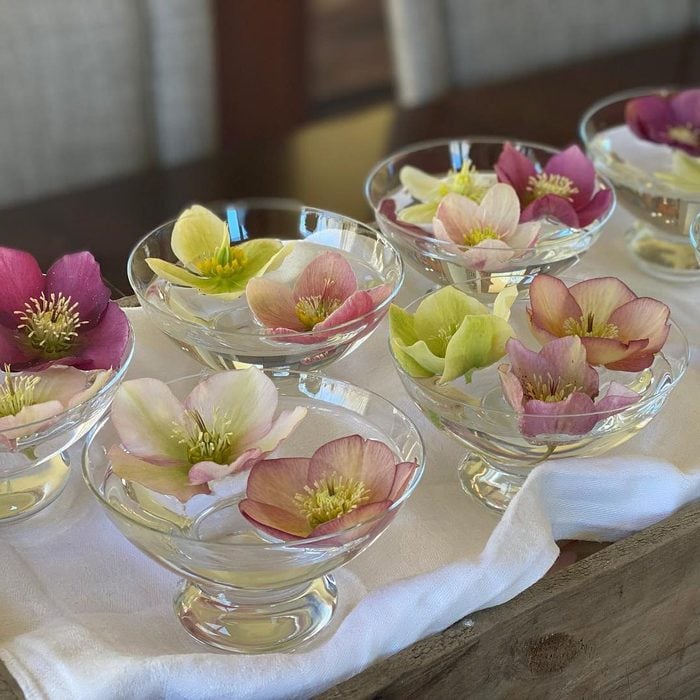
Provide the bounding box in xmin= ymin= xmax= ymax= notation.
xmin=1 ymin=34 xmax=699 ymax=699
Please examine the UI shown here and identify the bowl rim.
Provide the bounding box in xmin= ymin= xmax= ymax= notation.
xmin=388 ymin=279 xmax=689 ymax=420
xmin=127 ymin=199 xmax=405 ymax=342
xmin=82 ymin=368 xmax=426 ymax=548
xmin=0 ymin=315 xmax=136 ymax=443
xmin=363 ymin=136 xmax=616 ymax=255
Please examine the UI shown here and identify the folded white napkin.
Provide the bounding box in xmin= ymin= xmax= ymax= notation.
xmin=1 ymin=209 xmax=699 ymax=700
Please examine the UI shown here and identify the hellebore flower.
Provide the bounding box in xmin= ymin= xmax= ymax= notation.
xmin=527 ymin=275 xmax=671 ymax=372
xmin=0 ymin=248 xmax=130 ymax=371
xmin=109 ymin=368 xmax=307 ymax=502
xmin=146 ymin=205 xmax=284 ymax=297
xmin=499 ymin=336 xmax=638 ymax=438
xmin=432 ymin=186 xmax=541 ymax=271
xmin=495 ymin=143 xmax=613 ymax=228
xmin=246 ymin=250 xmax=391 ymax=343
xmin=655 ymin=150 xmax=700 ymax=191
xmin=238 ymin=434 xmax=418 ymax=540
xmin=0 ymin=365 xmax=113 ymax=448
xmin=625 ymin=89 xmax=700 ymax=156
xmin=396 ymin=161 xmax=491 ymax=224
xmin=389 ymin=285 xmax=517 ymax=383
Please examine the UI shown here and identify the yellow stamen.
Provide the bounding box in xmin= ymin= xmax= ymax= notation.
xmin=562 ymin=313 xmax=618 ymax=339
xmin=0 ymin=368 xmax=40 ymax=417
xmin=463 ymin=225 xmax=499 ymax=246
xmin=15 ymin=293 xmax=87 ymax=356
xmin=522 ymin=372 xmax=581 ymax=403
xmin=438 ymin=162 xmax=488 ymax=203
xmin=195 ymin=247 xmax=247 ymax=278
xmin=174 ymin=409 xmax=234 ymax=465
xmin=667 ymin=125 xmax=699 ymax=148
xmin=294 ymin=295 xmax=341 ymax=329
xmin=294 ymin=473 xmax=369 ymax=529
xmin=527 ymin=173 xmax=579 ymax=201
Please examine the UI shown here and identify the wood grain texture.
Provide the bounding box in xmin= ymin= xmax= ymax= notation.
xmin=319 ymin=500 xmax=700 ymax=699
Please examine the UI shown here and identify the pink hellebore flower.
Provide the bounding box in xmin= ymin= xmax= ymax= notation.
xmin=0 ymin=248 xmax=130 ymax=371
xmin=625 ymin=89 xmax=700 ymax=156
xmin=239 ymin=435 xmax=418 ymax=541
xmin=527 ymin=275 xmax=671 ymax=372
xmin=0 ymin=365 xmax=112 ymax=449
xmin=432 ymin=186 xmax=540 ymax=271
xmin=499 ymin=336 xmax=638 ymax=438
xmin=109 ymin=368 xmax=307 ymax=502
xmin=495 ymin=143 xmax=613 ymax=228
xmin=245 ymin=251 xmax=391 ymax=344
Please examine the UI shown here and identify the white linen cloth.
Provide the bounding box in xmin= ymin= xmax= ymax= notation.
xmin=1 ymin=208 xmax=699 ymax=699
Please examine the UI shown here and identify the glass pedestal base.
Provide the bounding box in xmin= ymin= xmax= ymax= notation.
xmin=175 ymin=575 xmax=338 ymax=653
xmin=0 ymin=451 xmax=71 ymax=524
xmin=625 ymin=222 xmax=700 ymax=282
xmin=458 ymin=454 xmax=527 ymax=512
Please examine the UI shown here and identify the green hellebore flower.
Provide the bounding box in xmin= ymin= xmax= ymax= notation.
xmin=146 ymin=205 xmax=284 ymax=298
xmin=655 ymin=151 xmax=700 ymax=192
xmin=389 ymin=285 xmax=517 ymax=383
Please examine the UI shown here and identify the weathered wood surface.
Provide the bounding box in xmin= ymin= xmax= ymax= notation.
xmin=1 ymin=502 xmax=697 ymax=699
xmin=319 ymin=500 xmax=700 ymax=699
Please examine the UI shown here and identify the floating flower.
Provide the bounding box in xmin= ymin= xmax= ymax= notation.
xmin=109 ymin=368 xmax=307 ymax=502
xmin=0 ymin=248 xmax=130 ymax=371
xmin=0 ymin=365 xmax=112 ymax=448
xmin=499 ymin=336 xmax=638 ymax=438
xmin=246 ymin=250 xmax=391 ymax=343
xmin=389 ymin=285 xmax=516 ymax=383
xmin=396 ymin=161 xmax=491 ymax=224
xmin=432 ymin=186 xmax=540 ymax=270
xmin=655 ymin=150 xmax=700 ymax=191
xmin=527 ymin=275 xmax=671 ymax=372
xmin=625 ymin=89 xmax=700 ymax=156
xmin=146 ymin=205 xmax=284 ymax=297
xmin=495 ymin=143 xmax=613 ymax=228
xmin=238 ymin=435 xmax=418 ymax=540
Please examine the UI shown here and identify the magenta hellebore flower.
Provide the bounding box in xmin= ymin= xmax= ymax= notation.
xmin=239 ymin=435 xmax=418 ymax=541
xmin=499 ymin=336 xmax=638 ymax=438
xmin=527 ymin=275 xmax=671 ymax=372
xmin=495 ymin=143 xmax=613 ymax=228
xmin=246 ymin=251 xmax=391 ymax=343
xmin=625 ymin=89 xmax=700 ymax=156
xmin=0 ymin=248 xmax=129 ymax=371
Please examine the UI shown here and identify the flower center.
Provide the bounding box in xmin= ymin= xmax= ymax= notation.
xmin=15 ymin=293 xmax=87 ymax=356
xmin=294 ymin=472 xmax=369 ymax=529
xmin=176 ymin=410 xmax=233 ymax=465
xmin=438 ymin=162 xmax=488 ymax=203
xmin=522 ymin=372 xmax=581 ymax=403
xmin=463 ymin=225 xmax=499 ymax=246
xmin=562 ymin=313 xmax=618 ymax=339
xmin=0 ymin=370 xmax=40 ymax=417
xmin=294 ymin=295 xmax=342 ymax=329
xmin=194 ymin=247 xmax=248 ymax=278
xmin=527 ymin=173 xmax=579 ymax=201
xmin=667 ymin=124 xmax=700 ymax=147
xmin=430 ymin=320 xmax=460 ymax=355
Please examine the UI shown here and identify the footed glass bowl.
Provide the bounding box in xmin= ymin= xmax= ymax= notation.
xmin=580 ymin=87 xmax=700 ymax=281
xmin=83 ymin=371 xmax=424 ymax=654
xmin=390 ymin=281 xmax=688 ymax=512
xmin=0 ymin=324 xmax=134 ymax=523
xmin=365 ymin=138 xmax=614 ymax=290
xmin=128 ymin=200 xmax=403 ymax=371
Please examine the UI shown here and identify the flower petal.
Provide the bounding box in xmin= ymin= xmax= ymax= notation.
xmin=478 ymin=183 xmax=521 ymax=235
xmin=625 ymin=95 xmax=674 ymax=143
xmin=670 ymin=89 xmax=700 ymax=126
xmin=313 ymin=290 xmax=374 ymax=331
xmin=246 ymin=406 xmax=307 ymax=454
xmin=520 ymin=392 xmax=598 ymax=437
xmin=0 ymin=325 xmax=32 ymax=367
xmin=521 ymin=195 xmax=580 ymax=227
xmin=239 ymin=498 xmax=309 ymax=540
xmin=45 ymin=252 xmax=111 ymax=327
xmin=188 ymin=448 xmax=262 ymax=484
xmin=236 ymin=239 xmax=285 ymax=279
xmin=111 ymin=378 xmax=189 ymax=462
xmin=608 ymin=297 xmax=670 ymax=353
xmin=308 ymin=435 xmax=397 ymax=501
xmin=399 ymin=165 xmax=443 ymax=202
xmin=246 ymin=456 xmax=311 ymax=513
xmin=540 ymin=335 xmax=599 ymax=397
xmin=145 ymin=258 xmax=225 ymax=293
xmin=397 ymin=201 xmax=440 ymax=225
xmin=544 ymin=145 xmax=594 ymax=208
xmin=389 ymin=305 xmax=435 ymax=378
xmin=246 ymin=277 xmax=304 ymax=330
xmin=503 ymin=221 xmax=541 ymax=249
xmin=595 ymin=382 xmax=639 ymax=419
xmin=460 ymin=240 xmax=514 ymax=272
xmin=293 ymin=251 xmax=357 ymax=303
xmin=434 ymin=193 xmax=480 ymax=240
xmin=388 ymin=460 xmax=419 ymax=500
xmin=0 ymin=247 xmax=44 ymax=327
xmin=108 ymin=445 xmax=208 ymax=502
xmin=309 ymin=501 xmax=391 ymax=539
xmin=579 ymin=336 xmax=649 ymax=370
xmin=74 ymin=302 xmax=130 ymax=370
xmin=171 ymin=205 xmax=229 ymax=270
xmin=0 ymin=400 xmax=65 ymax=441
xmin=568 ymin=277 xmax=637 ymax=323
xmin=498 ymin=364 xmax=524 ymax=410
xmin=495 ymin=142 xmax=536 ymax=195
xmin=527 ymin=275 xmax=581 ymax=337
xmin=572 ymin=188 xmax=613 ymax=228
xmin=367 ymin=283 xmax=392 ymax=307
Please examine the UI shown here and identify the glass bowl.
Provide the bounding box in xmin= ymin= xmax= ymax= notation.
xmin=0 ymin=322 xmax=135 ymax=523
xmin=580 ymin=87 xmax=700 ymax=281
xmin=689 ymin=212 xmax=700 ymax=265
xmin=389 ymin=280 xmax=688 ymax=512
xmin=82 ymin=370 xmax=424 ymax=654
xmin=364 ymin=137 xmax=614 ymax=290
xmin=128 ymin=200 xmax=403 ymax=371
